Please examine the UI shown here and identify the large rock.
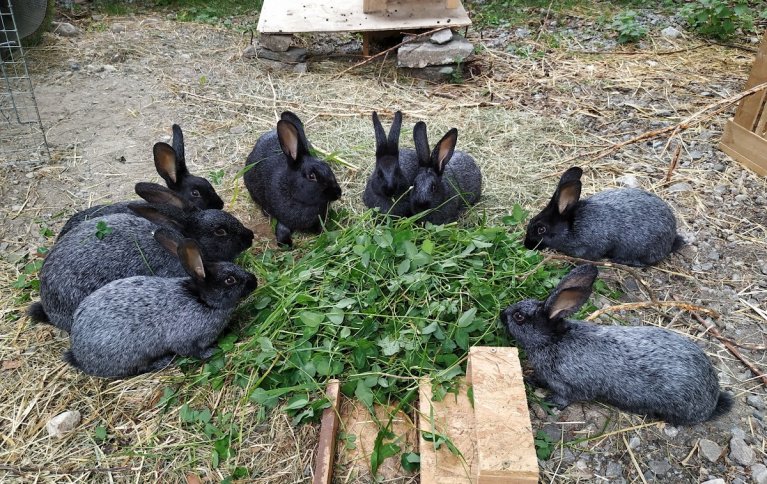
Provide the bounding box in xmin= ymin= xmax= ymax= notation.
xmin=46 ymin=410 xmax=81 ymax=438
xmin=52 ymin=22 xmax=80 ymax=37
xmin=398 ymin=35 xmax=473 ymax=68
xmin=260 ymin=34 xmax=293 ymax=52
xmin=258 ymin=47 xmax=307 ymax=63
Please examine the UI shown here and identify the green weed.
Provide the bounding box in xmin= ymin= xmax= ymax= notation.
xmin=681 ymin=0 xmax=757 ymax=40
xmin=611 ymin=10 xmax=648 ymax=43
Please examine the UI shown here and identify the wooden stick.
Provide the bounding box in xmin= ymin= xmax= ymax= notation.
xmin=676 ymin=298 xmax=767 ymax=387
xmin=565 ymin=80 xmax=767 ymax=164
xmin=585 ymin=300 xmax=719 ymax=321
xmin=664 ymin=143 xmax=682 ymax=182
xmin=336 ymin=27 xmax=450 ymax=77
xmin=313 ymin=379 xmax=342 ymax=484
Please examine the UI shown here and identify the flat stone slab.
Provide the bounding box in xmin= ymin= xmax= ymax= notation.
xmin=398 ymin=34 xmax=473 ymax=68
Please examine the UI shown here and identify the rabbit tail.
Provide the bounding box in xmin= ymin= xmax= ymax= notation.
xmin=27 ymin=302 xmax=51 ymax=324
xmin=710 ymin=392 xmax=733 ymax=420
xmin=671 ymin=235 xmax=686 ymax=252
xmin=63 ymin=350 xmax=81 ymax=369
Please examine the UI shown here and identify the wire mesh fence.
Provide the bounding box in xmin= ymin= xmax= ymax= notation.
xmin=1 ymin=0 xmax=50 ymax=165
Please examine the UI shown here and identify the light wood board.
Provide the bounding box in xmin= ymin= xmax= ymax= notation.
xmin=720 ymin=119 xmax=767 ymax=177
xmin=468 ymin=347 xmax=539 ymax=484
xmin=313 ymin=380 xmax=341 ymax=484
xmin=733 ymin=33 xmax=767 ymax=132
xmin=258 ymin=0 xmax=471 ymax=34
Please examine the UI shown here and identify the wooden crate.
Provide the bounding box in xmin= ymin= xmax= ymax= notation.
xmin=720 ymin=33 xmax=767 ymax=176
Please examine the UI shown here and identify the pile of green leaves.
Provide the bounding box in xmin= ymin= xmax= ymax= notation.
xmin=681 ymin=0 xmax=762 ymax=40
xmin=196 ymin=207 xmax=567 ymax=426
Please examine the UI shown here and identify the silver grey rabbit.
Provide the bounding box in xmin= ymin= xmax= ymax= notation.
xmin=58 ymin=125 xmax=223 ymax=239
xmin=524 ymin=167 xmax=684 ymax=267
xmin=243 ymin=111 xmax=342 ymax=247
xmin=65 ymin=230 xmax=257 ymax=378
xmin=501 ymin=264 xmax=732 ymax=426
xmin=409 ymin=121 xmax=482 ymax=224
xmin=362 ymin=111 xmax=419 ymax=217
xmin=27 ymin=183 xmax=253 ymax=332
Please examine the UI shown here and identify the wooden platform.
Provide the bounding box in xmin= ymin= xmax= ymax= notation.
xmin=257 ymin=0 xmax=471 ymax=34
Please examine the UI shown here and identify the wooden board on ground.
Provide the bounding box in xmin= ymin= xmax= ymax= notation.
xmin=258 ymin=0 xmax=471 ymax=34
xmin=419 ymin=378 xmax=479 ymax=484
xmin=313 ymin=380 xmax=341 ymax=484
xmin=468 ymin=347 xmax=538 ymax=484
xmin=337 ymin=398 xmax=418 ymax=481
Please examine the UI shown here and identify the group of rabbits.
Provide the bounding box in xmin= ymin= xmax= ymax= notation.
xmin=27 ymin=111 xmax=731 ymax=426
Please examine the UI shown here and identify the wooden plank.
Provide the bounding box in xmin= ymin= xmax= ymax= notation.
xmin=313 ymin=379 xmax=342 ymax=484
xmin=258 ymin=0 xmax=471 ymax=34
xmin=419 ymin=378 xmax=478 ymax=484
xmin=733 ymin=33 xmax=767 ymax=130
xmin=720 ymin=119 xmax=767 ymax=177
xmin=363 ymin=0 xmax=387 ymax=13
xmin=446 ymin=0 xmax=459 ymax=8
xmin=468 ymin=347 xmax=539 ymax=484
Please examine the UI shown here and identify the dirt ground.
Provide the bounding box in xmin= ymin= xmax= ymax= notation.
xmin=1 ymin=6 xmax=766 ymax=484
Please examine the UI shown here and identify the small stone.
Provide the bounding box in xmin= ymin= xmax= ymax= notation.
xmin=735 ymin=194 xmax=748 ymax=202
xmin=713 ymin=163 xmax=726 ymax=172
xmin=179 ymin=53 xmax=191 ymax=61
xmin=92 ymin=14 xmax=105 ymax=21
xmin=661 ymin=26 xmax=682 ymax=39
xmin=11 ymin=205 xmax=22 ymax=212
xmin=729 ymin=437 xmax=754 ymax=466
xmin=257 ymin=47 xmax=307 ymax=63
xmin=242 ymin=45 xmax=257 ymax=58
xmin=629 ymin=436 xmax=640 ymax=449
xmin=52 ymin=21 xmax=80 ymax=37
xmin=648 ymin=459 xmax=671 ymax=476
xmin=67 ymin=59 xmax=80 ymax=71
xmin=708 ymin=250 xmax=720 ymax=261
xmin=260 ymin=34 xmax=293 ymax=52
xmin=110 ymin=23 xmax=126 ymax=33
xmin=747 ymin=395 xmax=765 ymax=410
xmin=229 ymin=126 xmax=245 ymax=135
xmin=667 ymin=182 xmax=693 ymax=193
xmin=438 ymin=66 xmax=454 ymax=74
xmin=752 ymin=463 xmax=767 ymax=484
xmin=690 ymin=150 xmax=705 ymax=160
xmin=617 ymin=174 xmax=640 ymax=188
xmin=605 ymin=461 xmax=623 ymax=478
xmin=46 ymin=410 xmax=81 ymax=438
xmin=102 ymin=64 xmax=117 ymax=73
xmin=430 ymin=28 xmax=454 ymax=45
xmin=701 ymin=479 xmax=725 ymax=484
xmin=698 ymin=438 xmax=722 ymax=463
xmin=514 ymin=27 xmax=531 ymax=38
xmin=731 ymin=427 xmax=747 ymax=439
xmin=293 ymin=62 xmax=308 ymax=74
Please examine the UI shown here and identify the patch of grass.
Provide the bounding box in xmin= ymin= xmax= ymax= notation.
xmin=467 ymin=0 xmax=587 ymax=28
xmin=175 ymin=206 xmax=570 ymax=472
xmin=681 ymin=0 xmax=758 ymax=40
xmin=154 ymin=0 xmax=263 ymax=23
xmin=611 ymin=10 xmax=648 ymax=44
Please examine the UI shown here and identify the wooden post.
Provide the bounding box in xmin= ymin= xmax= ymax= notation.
xmin=313 ymin=380 xmax=342 ymax=484
xmin=363 ymin=0 xmax=387 ymax=13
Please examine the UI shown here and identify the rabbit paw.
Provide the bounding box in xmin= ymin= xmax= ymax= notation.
xmin=276 ymin=222 xmax=293 ymax=247
xmin=545 ymin=394 xmax=571 ymax=410
xmin=197 ymin=347 xmax=217 ymax=360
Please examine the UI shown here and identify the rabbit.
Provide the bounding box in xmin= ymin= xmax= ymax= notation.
xmin=27 ymin=182 xmax=253 ymax=332
xmin=362 ymin=111 xmax=419 ymax=217
xmin=243 ymin=111 xmax=342 ymax=247
xmin=500 ymin=264 xmax=732 ymax=426
xmin=524 ymin=167 xmax=685 ymax=267
xmin=65 ymin=230 xmax=258 ymax=378
xmin=57 ymin=125 xmax=224 ymax=239
xmin=409 ymin=121 xmax=482 ymax=224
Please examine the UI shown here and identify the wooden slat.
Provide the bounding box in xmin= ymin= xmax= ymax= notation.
xmin=313 ymin=379 xmax=342 ymax=484
xmin=419 ymin=378 xmax=479 ymax=484
xmin=733 ymin=33 xmax=767 ymax=130
xmin=468 ymin=347 xmax=539 ymax=484
xmin=363 ymin=0 xmax=386 ymax=13
xmin=446 ymin=0 xmax=459 ymax=8
xmin=720 ymin=118 xmax=767 ymax=177
xmin=258 ymin=0 xmax=471 ymax=34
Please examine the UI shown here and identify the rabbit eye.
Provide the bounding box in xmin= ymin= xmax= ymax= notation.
xmin=224 ymin=276 xmax=237 ymax=286
xmin=308 ymin=172 xmax=317 ymax=182
xmin=536 ymin=225 xmax=546 ymax=235
xmin=191 ymin=189 xmax=201 ymax=197
xmin=513 ymin=312 xmax=525 ymax=324
xmin=215 ymin=228 xmax=227 ymax=236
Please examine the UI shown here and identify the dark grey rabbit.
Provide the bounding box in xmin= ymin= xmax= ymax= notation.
xmin=501 ymin=264 xmax=732 ymax=426
xmin=409 ymin=122 xmax=482 ymax=224
xmin=362 ymin=111 xmax=419 ymax=217
xmin=57 ymin=125 xmax=223 ymax=238
xmin=524 ymin=167 xmax=684 ymax=267
xmin=27 ymin=183 xmax=253 ymax=332
xmin=243 ymin=111 xmax=342 ymax=247
xmin=65 ymin=230 xmax=257 ymax=378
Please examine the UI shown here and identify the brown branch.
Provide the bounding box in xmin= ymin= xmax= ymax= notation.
xmin=335 ymin=27 xmax=450 ymax=77
xmin=565 ymin=80 xmax=767 ymax=164
xmin=585 ymin=300 xmax=719 ymax=321
xmin=664 ymin=143 xmax=682 ymax=182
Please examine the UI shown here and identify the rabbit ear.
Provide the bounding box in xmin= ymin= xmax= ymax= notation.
xmin=387 ymin=111 xmax=402 ymax=152
xmin=134 ymin=182 xmax=189 ymax=210
xmin=177 ymin=239 xmax=206 ymax=281
xmin=372 ymin=111 xmax=387 ymax=157
xmin=543 ymin=265 xmax=598 ymax=320
xmin=153 ymin=227 xmax=181 ymax=255
xmin=277 ymin=120 xmax=306 ymax=169
xmin=154 ymin=142 xmax=182 ymax=186
xmin=280 ymin=111 xmax=311 ymax=150
xmin=553 ymin=167 xmax=583 ymax=215
xmin=413 ymin=121 xmax=430 ymax=167
xmin=128 ymin=203 xmax=185 ymax=232
xmin=170 ymin=124 xmax=189 ymax=177
xmin=431 ymin=128 xmax=457 ymax=176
